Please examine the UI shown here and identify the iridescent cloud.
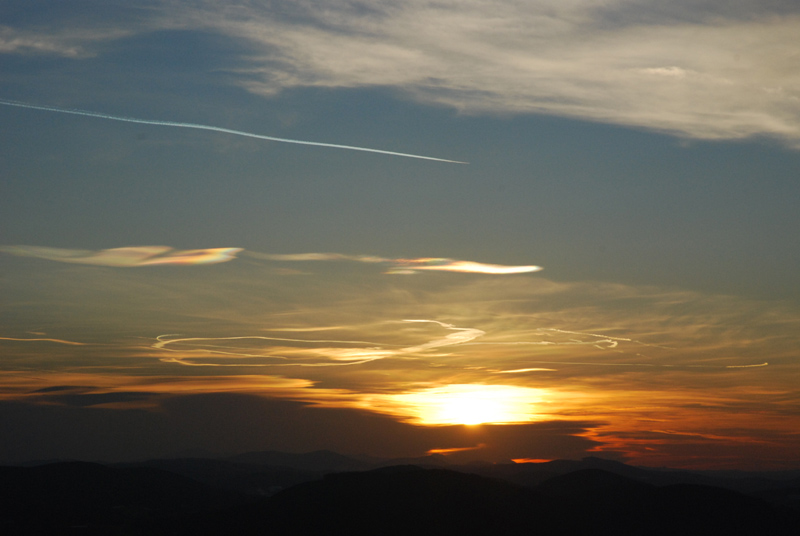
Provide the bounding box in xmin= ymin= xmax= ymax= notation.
xmin=0 ymin=245 xmax=242 ymax=266
xmin=244 ymin=250 xmax=543 ymax=274
xmin=386 ymin=259 xmax=542 ymax=275
xmin=1 ymin=245 xmax=541 ymax=274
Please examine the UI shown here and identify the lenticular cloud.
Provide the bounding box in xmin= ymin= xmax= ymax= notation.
xmin=243 ymin=251 xmax=543 ymax=274
xmin=0 ymin=245 xmax=242 ymax=266
xmin=1 ymin=245 xmax=542 ymax=274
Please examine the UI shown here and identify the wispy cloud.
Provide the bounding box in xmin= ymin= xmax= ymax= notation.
xmin=427 ymin=444 xmax=486 ymax=455
xmin=2 ymin=256 xmax=799 ymax=467
xmin=0 ymin=371 xmax=323 ymax=406
xmin=4 ymin=2 xmax=798 ymax=144
xmin=1 ymin=245 xmax=542 ymax=274
xmin=0 ymin=336 xmax=86 ymax=346
xmin=162 ymin=0 xmax=800 ymax=145
xmin=244 ymin=251 xmax=543 ymax=274
xmin=0 ymin=245 xmax=243 ymax=266
xmin=0 ymin=24 xmax=130 ymax=57
xmin=151 ymin=319 xmax=485 ymax=368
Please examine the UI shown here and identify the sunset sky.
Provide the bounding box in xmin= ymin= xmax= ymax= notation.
xmin=2 ymin=1 xmax=799 ymax=470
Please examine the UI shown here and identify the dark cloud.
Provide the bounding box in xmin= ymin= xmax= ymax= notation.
xmin=30 ymin=385 xmax=91 ymax=393
xmin=0 ymin=400 xmax=171 ymax=463
xmin=47 ymin=391 xmax=157 ymax=407
xmin=0 ymin=393 xmax=605 ymax=464
xmin=158 ymin=393 xmax=607 ymax=461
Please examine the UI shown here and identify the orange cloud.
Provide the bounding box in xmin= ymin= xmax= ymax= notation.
xmin=0 ymin=336 xmax=86 ymax=346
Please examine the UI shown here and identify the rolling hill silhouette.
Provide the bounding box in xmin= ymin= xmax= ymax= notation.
xmin=194 ymin=465 xmax=797 ymax=535
xmin=0 ymin=461 xmax=241 ymax=534
xmin=3 ymin=454 xmax=799 ymax=535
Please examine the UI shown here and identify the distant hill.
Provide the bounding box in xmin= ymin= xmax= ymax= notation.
xmin=194 ymin=465 xmax=797 ymax=536
xmin=5 ymin=453 xmax=800 ymax=535
xmin=534 ymin=468 xmax=793 ymax=536
xmin=226 ymin=449 xmax=368 ymax=472
xmin=116 ymin=456 xmax=320 ymax=496
xmin=198 ymin=466 xmax=549 ymax=536
xmin=0 ymin=461 xmax=241 ymax=535
xmin=115 ymin=449 xmax=370 ymax=496
xmin=462 ymin=455 xmax=800 ymax=496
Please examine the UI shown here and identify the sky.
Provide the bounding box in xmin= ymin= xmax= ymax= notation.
xmin=1 ymin=0 xmax=799 ymax=470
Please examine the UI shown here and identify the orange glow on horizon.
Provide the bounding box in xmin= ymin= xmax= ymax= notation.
xmin=427 ymin=444 xmax=487 ymax=455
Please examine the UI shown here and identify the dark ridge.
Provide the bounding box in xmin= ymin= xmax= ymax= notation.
xmin=366 ymin=453 xmax=453 ymax=468
xmin=118 ymin=457 xmax=327 ymax=496
xmin=458 ymin=456 xmax=800 ymax=495
xmin=197 ymin=466 xmax=549 ymax=536
xmin=225 ymin=449 xmax=368 ymax=472
xmin=533 ymin=468 xmax=795 ymax=536
xmin=0 ymin=461 xmax=241 ymax=535
xmin=537 ymin=467 xmax=654 ymax=498
xmin=190 ymin=465 xmax=800 ymax=536
xmin=4 ymin=455 xmax=800 ymax=535
xmin=757 ymin=485 xmax=800 ymax=511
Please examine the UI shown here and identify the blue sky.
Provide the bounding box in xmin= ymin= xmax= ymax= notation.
xmin=1 ymin=1 xmax=799 ymax=469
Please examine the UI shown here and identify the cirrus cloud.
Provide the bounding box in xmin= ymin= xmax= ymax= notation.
xmin=165 ymin=0 xmax=800 ymax=145
xmin=3 ymin=1 xmax=799 ymax=145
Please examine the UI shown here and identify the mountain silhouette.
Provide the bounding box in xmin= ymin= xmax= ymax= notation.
xmin=226 ymin=449 xmax=368 ymax=472
xmin=534 ymin=467 xmax=795 ymax=536
xmin=4 ymin=454 xmax=799 ymax=535
xmin=537 ymin=467 xmax=653 ymax=498
xmin=189 ymin=465 xmax=798 ymax=536
xmin=197 ymin=465 xmax=550 ymax=535
xmin=0 ymin=461 xmax=240 ymax=535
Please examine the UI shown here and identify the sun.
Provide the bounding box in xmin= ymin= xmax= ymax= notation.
xmin=437 ymin=392 xmax=507 ymax=425
xmin=389 ymin=384 xmax=544 ymax=425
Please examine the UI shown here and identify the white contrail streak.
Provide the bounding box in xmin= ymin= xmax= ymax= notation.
xmin=0 ymin=99 xmax=467 ymax=164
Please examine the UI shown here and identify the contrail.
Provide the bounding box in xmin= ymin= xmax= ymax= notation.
xmin=0 ymin=98 xmax=467 ymax=164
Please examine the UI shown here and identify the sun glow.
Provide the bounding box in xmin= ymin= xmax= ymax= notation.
xmin=389 ymin=384 xmax=544 ymax=425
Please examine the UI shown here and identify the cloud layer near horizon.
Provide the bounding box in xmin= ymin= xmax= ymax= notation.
xmin=3 ymin=0 xmax=799 ymax=144
xmin=2 ymin=257 xmax=798 ymax=468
